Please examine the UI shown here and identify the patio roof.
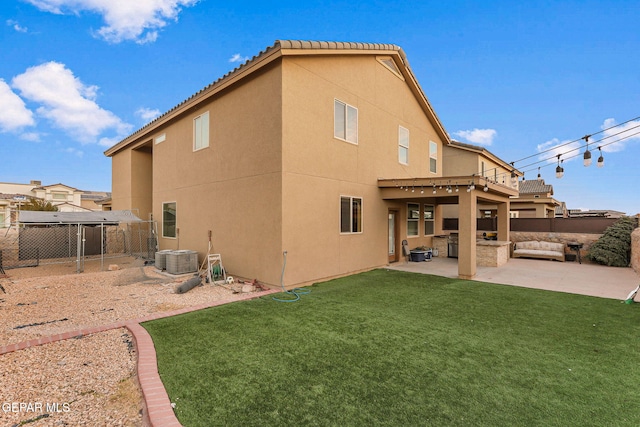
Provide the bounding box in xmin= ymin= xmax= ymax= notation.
xmin=378 ymin=175 xmax=519 ymax=201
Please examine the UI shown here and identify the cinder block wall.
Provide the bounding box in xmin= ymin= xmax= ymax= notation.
xmin=632 ymin=228 xmax=640 ymax=274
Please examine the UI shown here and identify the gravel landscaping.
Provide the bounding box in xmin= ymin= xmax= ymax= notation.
xmin=0 ymin=258 xmax=245 ymax=426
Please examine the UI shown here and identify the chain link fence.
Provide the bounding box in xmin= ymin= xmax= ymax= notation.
xmin=0 ymin=221 xmax=157 ymax=273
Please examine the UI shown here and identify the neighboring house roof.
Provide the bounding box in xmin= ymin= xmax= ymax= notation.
xmin=569 ymin=209 xmax=627 ymax=218
xmin=81 ymin=191 xmax=111 ymax=201
xmin=18 ymin=210 xmax=142 ymax=224
xmin=447 ymin=140 xmax=523 ymax=176
xmin=519 ymin=179 xmax=554 ymax=195
xmin=105 ymin=39 xmax=451 ymax=157
xmin=33 ymin=183 xmax=80 ymax=191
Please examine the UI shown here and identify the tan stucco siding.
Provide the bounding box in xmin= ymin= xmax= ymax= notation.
xmin=278 ymin=55 xmax=446 ymax=285
xmin=111 ymin=149 xmax=133 ymax=211
xmin=281 ymin=55 xmax=444 ymax=181
xmin=149 ymin=62 xmax=285 ymax=284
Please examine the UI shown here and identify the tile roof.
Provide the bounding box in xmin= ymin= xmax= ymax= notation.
xmin=105 ymin=40 xmax=445 ymax=156
xmin=519 ymin=179 xmax=553 ymax=195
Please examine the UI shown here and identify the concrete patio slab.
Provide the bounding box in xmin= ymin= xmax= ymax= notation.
xmin=388 ymin=256 xmax=640 ymax=300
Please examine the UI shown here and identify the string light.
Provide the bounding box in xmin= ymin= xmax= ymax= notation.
xmin=555 ymin=155 xmax=564 ymax=179
xmin=597 ymin=147 xmax=604 ymax=168
xmin=583 ymin=135 xmax=592 ymax=167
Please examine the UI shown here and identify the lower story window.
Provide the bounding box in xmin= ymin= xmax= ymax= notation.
xmin=407 ymin=203 xmax=419 ymax=237
xmin=340 ymin=196 xmax=362 ymax=233
xmin=162 ymin=202 xmax=176 ymax=238
xmin=424 ymin=204 xmax=435 ymax=235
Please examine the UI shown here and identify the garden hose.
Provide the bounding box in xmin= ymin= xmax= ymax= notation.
xmin=272 ymin=251 xmax=310 ymax=303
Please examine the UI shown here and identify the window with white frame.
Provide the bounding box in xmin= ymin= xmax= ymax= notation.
xmin=334 ymin=99 xmax=358 ymax=144
xmin=340 ymin=196 xmax=362 ymax=233
xmin=52 ymin=192 xmax=67 ymax=200
xmin=193 ymin=112 xmax=209 ymax=151
xmin=399 ymin=126 xmax=409 ymax=165
xmin=162 ymin=202 xmax=177 ymax=238
xmin=407 ymin=203 xmax=419 ymax=237
xmin=424 ymin=204 xmax=435 ymax=235
xmin=429 ymin=141 xmax=437 ymax=173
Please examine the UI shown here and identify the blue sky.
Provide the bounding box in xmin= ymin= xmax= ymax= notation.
xmin=1 ymin=0 xmax=639 ymax=214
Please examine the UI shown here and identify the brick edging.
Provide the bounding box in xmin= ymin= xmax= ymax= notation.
xmin=0 ymin=289 xmax=281 ymax=426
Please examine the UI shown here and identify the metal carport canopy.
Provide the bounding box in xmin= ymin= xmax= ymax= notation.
xmin=17 ymin=210 xmax=142 ymax=225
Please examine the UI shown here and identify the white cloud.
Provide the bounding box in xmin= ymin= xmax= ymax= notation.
xmin=63 ymin=146 xmax=84 ymax=157
xmin=537 ymin=138 xmax=582 ymax=164
xmin=229 ymin=53 xmax=250 ymax=63
xmin=6 ymin=19 xmax=28 ymax=33
xmin=11 ymin=61 xmax=132 ymax=144
xmin=599 ymin=117 xmax=640 ymax=152
xmin=0 ymin=79 xmax=35 ymax=132
xmin=20 ymin=132 xmax=42 ymax=142
xmin=135 ymin=107 xmax=161 ymax=123
xmin=453 ymin=128 xmax=496 ymax=145
xmin=25 ymin=0 xmax=199 ymax=44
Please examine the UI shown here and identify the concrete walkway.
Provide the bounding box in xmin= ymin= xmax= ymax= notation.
xmin=388 ymin=256 xmax=640 ymax=300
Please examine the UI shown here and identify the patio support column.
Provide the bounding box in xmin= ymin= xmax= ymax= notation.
xmin=434 ymin=204 xmax=444 ymax=235
xmin=458 ymin=190 xmax=477 ymax=279
xmin=497 ymin=200 xmax=510 ymax=242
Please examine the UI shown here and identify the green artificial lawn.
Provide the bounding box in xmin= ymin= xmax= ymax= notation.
xmin=143 ymin=269 xmax=640 ymax=426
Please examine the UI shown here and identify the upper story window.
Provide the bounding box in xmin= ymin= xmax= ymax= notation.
xmin=52 ymin=192 xmax=67 ymax=200
xmin=340 ymin=196 xmax=362 ymax=234
xmin=399 ymin=126 xmax=409 ymax=165
xmin=193 ymin=112 xmax=209 ymax=151
xmin=155 ymin=133 xmax=166 ymax=145
xmin=334 ymin=99 xmax=358 ymax=144
xmin=429 ymin=141 xmax=437 ymax=173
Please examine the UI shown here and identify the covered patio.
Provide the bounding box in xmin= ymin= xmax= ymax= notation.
xmin=388 ymin=255 xmax=640 ymax=300
xmin=379 ymin=175 xmax=518 ymax=280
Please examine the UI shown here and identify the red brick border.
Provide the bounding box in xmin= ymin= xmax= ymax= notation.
xmin=1 ymin=289 xmax=280 ymax=426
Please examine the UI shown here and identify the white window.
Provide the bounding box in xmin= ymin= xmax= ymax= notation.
xmin=399 ymin=126 xmax=409 ymax=165
xmin=429 ymin=141 xmax=437 ymax=174
xmin=407 ymin=203 xmax=419 ymax=237
xmin=340 ymin=196 xmax=362 ymax=233
xmin=155 ymin=133 xmax=166 ymax=145
xmin=52 ymin=192 xmax=67 ymax=200
xmin=193 ymin=112 xmax=209 ymax=151
xmin=162 ymin=202 xmax=177 ymax=238
xmin=334 ymin=100 xmax=358 ymax=144
xmin=424 ymin=204 xmax=435 ymax=235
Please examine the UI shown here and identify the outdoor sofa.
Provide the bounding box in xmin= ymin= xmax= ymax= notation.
xmin=513 ymin=241 xmax=565 ymax=262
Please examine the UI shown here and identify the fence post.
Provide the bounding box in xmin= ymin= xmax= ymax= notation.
xmin=76 ymin=224 xmax=85 ymax=273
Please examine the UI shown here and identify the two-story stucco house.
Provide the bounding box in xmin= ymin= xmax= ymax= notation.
xmin=105 ymin=40 xmax=518 ymax=287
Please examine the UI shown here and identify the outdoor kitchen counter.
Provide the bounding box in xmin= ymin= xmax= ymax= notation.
xmin=476 ymin=240 xmax=511 ymax=267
